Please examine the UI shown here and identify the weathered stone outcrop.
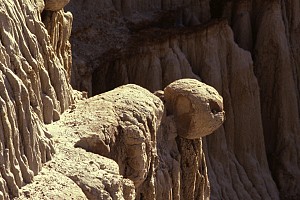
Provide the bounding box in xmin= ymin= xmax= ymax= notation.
xmin=110 ymin=0 xmax=210 ymax=22
xmin=3 ymin=0 xmax=296 ymax=199
xmin=0 ymin=0 xmax=72 ymax=198
xmin=156 ymin=79 xmax=225 ymax=200
xmin=35 ymin=121 xmax=135 ymax=200
xmin=73 ymin=84 xmax=164 ymax=199
xmin=66 ymin=1 xmax=300 ymax=199
xmin=92 ymin=39 xmax=200 ymax=94
xmin=42 ymin=9 xmax=73 ymax=80
xmin=15 ymin=117 xmax=136 ymax=200
xmin=164 ymin=79 xmax=224 ymax=139
xmin=57 ymin=79 xmax=224 ymax=200
xmin=254 ymin=3 xmax=300 ymax=199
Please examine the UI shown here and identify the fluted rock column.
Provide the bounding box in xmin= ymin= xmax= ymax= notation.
xmin=161 ymin=79 xmax=224 ymax=200
xmin=0 ymin=0 xmax=73 ymax=197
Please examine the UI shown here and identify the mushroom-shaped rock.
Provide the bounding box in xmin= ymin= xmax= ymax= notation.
xmin=164 ymin=79 xmax=224 ymax=139
xmin=44 ymin=0 xmax=70 ymax=11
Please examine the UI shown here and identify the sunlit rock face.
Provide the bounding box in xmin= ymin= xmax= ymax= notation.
xmin=1 ymin=0 xmax=299 ymax=199
xmin=67 ymin=79 xmax=224 ymax=200
xmin=0 ymin=0 xmax=72 ymax=198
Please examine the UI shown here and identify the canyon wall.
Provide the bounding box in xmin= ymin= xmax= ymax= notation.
xmin=67 ymin=0 xmax=300 ymax=199
xmin=0 ymin=0 xmax=73 ymax=198
xmin=230 ymin=1 xmax=300 ymax=199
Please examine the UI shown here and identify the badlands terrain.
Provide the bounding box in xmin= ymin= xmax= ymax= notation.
xmin=0 ymin=0 xmax=299 ymax=199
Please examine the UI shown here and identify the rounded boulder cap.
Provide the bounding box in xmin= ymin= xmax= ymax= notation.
xmin=44 ymin=0 xmax=70 ymax=11
xmin=164 ymin=78 xmax=225 ymax=139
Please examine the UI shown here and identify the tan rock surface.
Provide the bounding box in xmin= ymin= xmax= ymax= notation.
xmin=67 ymin=16 xmax=279 ymax=199
xmin=184 ymin=20 xmax=279 ymax=200
xmin=43 ymin=10 xmax=73 ymax=80
xmin=15 ymin=168 xmax=88 ymax=200
xmin=66 ymin=1 xmax=204 ymax=95
xmin=156 ymin=79 xmax=224 ymax=200
xmin=14 ymin=114 xmax=135 ymax=200
xmin=71 ymin=84 xmax=164 ymax=198
xmin=70 ymin=84 xmax=161 ymax=199
xmin=65 ymin=1 xmax=300 ymax=199
xmin=32 ymin=80 xmax=222 ymax=200
xmin=164 ymin=79 xmax=224 ymax=139
xmin=253 ymin=3 xmax=300 ymax=199
xmin=1 ymin=0 xmax=299 ymax=199
xmin=0 ymin=0 xmax=73 ymax=198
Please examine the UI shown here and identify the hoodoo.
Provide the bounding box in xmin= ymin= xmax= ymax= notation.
xmin=0 ymin=0 xmax=299 ymax=199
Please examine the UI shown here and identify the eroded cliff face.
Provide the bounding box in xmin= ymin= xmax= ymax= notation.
xmin=230 ymin=1 xmax=300 ymax=199
xmin=0 ymin=0 xmax=73 ymax=198
xmin=1 ymin=0 xmax=299 ymax=199
xmin=66 ymin=0 xmax=300 ymax=199
xmin=0 ymin=0 xmax=225 ymax=199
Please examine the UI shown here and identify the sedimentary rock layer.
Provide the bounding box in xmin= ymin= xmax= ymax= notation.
xmin=228 ymin=1 xmax=300 ymax=199
xmin=0 ymin=0 xmax=72 ymax=197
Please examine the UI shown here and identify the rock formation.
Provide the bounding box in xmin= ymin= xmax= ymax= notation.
xmin=21 ymin=79 xmax=222 ymax=199
xmin=0 ymin=0 xmax=73 ymax=198
xmin=164 ymin=79 xmax=224 ymax=139
xmin=66 ymin=0 xmax=300 ymax=199
xmin=0 ymin=0 xmax=299 ymax=199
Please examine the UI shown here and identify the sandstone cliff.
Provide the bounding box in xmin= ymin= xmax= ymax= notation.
xmin=66 ymin=0 xmax=300 ymax=199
